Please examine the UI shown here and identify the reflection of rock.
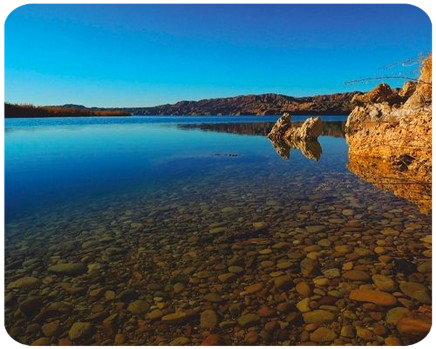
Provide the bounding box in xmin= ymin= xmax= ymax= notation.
xmin=346 ymin=54 xmax=432 ymax=213
xmin=348 ymin=155 xmax=431 ymax=214
xmin=269 ymin=137 xmax=290 ymax=160
xmin=269 ymin=136 xmax=322 ymax=161
xmin=268 ymin=113 xmax=323 ymax=161
xmin=291 ymin=139 xmax=322 ymax=161
xmin=178 ymin=120 xmax=346 ymax=138
xmin=178 ymin=118 xmax=345 ymax=161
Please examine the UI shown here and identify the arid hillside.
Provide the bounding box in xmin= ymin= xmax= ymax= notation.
xmin=130 ymin=92 xmax=360 ymax=116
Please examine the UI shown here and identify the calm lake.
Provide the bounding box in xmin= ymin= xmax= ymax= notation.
xmin=5 ymin=116 xmax=348 ymax=223
xmin=4 ymin=116 xmax=431 ymax=345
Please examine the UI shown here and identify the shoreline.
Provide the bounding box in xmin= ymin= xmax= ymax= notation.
xmin=4 ymin=111 xmax=352 ymax=118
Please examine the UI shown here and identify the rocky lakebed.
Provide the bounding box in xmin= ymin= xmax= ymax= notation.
xmin=5 ymin=169 xmax=432 ymax=346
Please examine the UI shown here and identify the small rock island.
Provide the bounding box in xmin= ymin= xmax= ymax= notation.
xmin=267 ymin=113 xmax=324 ymax=161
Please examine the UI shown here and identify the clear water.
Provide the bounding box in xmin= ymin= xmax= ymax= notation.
xmin=4 ymin=116 xmax=431 ymax=346
xmin=5 ymin=116 xmax=348 ymax=224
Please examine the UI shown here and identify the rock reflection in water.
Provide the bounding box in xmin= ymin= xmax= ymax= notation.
xmin=178 ymin=120 xmax=344 ymax=161
xmin=347 ymin=155 xmax=432 ymax=214
xmin=178 ymin=121 xmax=346 ymax=138
xmin=5 ymin=116 xmax=432 ymax=346
xmin=178 ymin=122 xmax=276 ymax=136
xmin=269 ymin=137 xmax=322 ymax=161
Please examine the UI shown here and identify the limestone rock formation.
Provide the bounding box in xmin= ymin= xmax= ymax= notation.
xmin=287 ymin=116 xmax=324 ymax=140
xmin=268 ymin=113 xmax=323 ymax=161
xmin=267 ymin=113 xmax=293 ymax=139
xmin=351 ymin=83 xmax=402 ymax=106
xmin=398 ymin=81 xmax=417 ymax=100
xmin=268 ymin=113 xmax=323 ymax=141
xmin=404 ymin=56 xmax=432 ymax=109
xmin=346 ymin=54 xmax=432 ymax=213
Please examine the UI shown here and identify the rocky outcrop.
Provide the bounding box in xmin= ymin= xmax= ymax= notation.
xmin=267 ymin=113 xmax=293 ymax=139
xmin=398 ymin=81 xmax=417 ymax=100
xmin=268 ymin=113 xmax=323 ymax=141
xmin=405 ymin=56 xmax=432 ymax=109
xmin=287 ymin=116 xmax=323 ymax=140
xmin=268 ymin=113 xmax=323 ymax=161
xmin=351 ymin=83 xmax=402 ymax=106
xmin=346 ymin=54 xmax=432 ymax=212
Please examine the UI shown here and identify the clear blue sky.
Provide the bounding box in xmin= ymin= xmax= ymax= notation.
xmin=5 ymin=4 xmax=432 ymax=107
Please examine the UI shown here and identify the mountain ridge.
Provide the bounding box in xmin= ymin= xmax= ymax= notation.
xmin=125 ymin=91 xmax=362 ymax=116
xmin=5 ymin=91 xmax=362 ymax=117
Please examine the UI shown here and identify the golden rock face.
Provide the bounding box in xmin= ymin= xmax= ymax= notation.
xmin=345 ymin=54 xmax=432 ymax=213
xmin=268 ymin=113 xmax=324 ymax=161
xmin=404 ymin=54 xmax=432 ymax=109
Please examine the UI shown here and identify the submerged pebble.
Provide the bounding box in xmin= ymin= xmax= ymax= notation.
xmin=4 ymin=128 xmax=432 ymax=345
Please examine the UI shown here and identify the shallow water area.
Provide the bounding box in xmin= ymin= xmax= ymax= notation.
xmin=5 ymin=116 xmax=431 ymax=345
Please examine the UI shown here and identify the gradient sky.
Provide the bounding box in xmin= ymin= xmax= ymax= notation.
xmin=4 ymin=4 xmax=432 ymax=107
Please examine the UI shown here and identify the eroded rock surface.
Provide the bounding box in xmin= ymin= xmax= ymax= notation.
xmin=346 ymin=54 xmax=432 ymax=213
xmin=269 ymin=113 xmax=323 ymax=141
xmin=268 ymin=113 xmax=324 ymax=161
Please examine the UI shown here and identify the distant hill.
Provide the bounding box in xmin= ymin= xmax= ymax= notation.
xmin=127 ymin=92 xmax=362 ymax=116
xmin=5 ymin=91 xmax=362 ymax=118
xmin=4 ymin=103 xmax=130 ymax=118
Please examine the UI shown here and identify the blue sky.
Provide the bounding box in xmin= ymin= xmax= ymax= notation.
xmin=4 ymin=4 xmax=432 ymax=107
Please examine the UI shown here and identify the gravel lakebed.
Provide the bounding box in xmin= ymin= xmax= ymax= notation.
xmin=5 ymin=171 xmax=431 ymax=345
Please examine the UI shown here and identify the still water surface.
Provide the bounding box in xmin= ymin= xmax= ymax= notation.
xmin=5 ymin=116 xmax=347 ymax=223
xmin=4 ymin=116 xmax=431 ymax=345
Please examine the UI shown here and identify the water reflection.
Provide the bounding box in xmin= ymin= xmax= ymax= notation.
xmin=178 ymin=121 xmax=344 ymax=161
xmin=178 ymin=121 xmax=346 ymax=137
xmin=179 ymin=121 xmax=431 ymax=212
xmin=5 ymin=116 xmax=431 ymax=346
xmin=269 ymin=137 xmax=322 ymax=161
xmin=347 ymin=155 xmax=432 ymax=214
